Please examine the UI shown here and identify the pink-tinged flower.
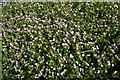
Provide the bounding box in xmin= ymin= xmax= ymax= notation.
xmin=17 ymin=28 xmax=20 ymax=32
xmin=14 ymin=53 xmax=18 ymax=57
xmin=21 ymin=76 xmax=24 ymax=80
xmin=73 ymin=64 xmax=76 ymax=68
xmin=16 ymin=61 xmax=18 ymax=67
xmin=80 ymin=68 xmax=84 ymax=74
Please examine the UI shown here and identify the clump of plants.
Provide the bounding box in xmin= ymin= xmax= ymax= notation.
xmin=2 ymin=2 xmax=120 ymax=79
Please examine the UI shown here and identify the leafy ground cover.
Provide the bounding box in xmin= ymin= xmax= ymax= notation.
xmin=2 ymin=2 xmax=120 ymax=79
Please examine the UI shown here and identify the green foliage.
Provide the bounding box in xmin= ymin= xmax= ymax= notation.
xmin=2 ymin=2 xmax=120 ymax=79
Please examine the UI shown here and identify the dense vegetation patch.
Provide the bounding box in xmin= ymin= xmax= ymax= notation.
xmin=2 ymin=2 xmax=120 ymax=79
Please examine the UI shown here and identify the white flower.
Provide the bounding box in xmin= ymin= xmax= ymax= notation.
xmin=87 ymin=54 xmax=90 ymax=57
xmin=86 ymin=62 xmax=89 ymax=66
xmin=111 ymin=49 xmax=115 ymax=53
xmin=114 ymin=71 xmax=117 ymax=74
xmin=82 ymin=54 xmax=85 ymax=57
xmin=112 ymin=64 xmax=114 ymax=67
xmin=92 ymin=47 xmax=97 ymax=51
xmin=58 ymin=59 xmax=61 ymax=63
xmin=101 ymin=64 xmax=103 ymax=67
xmin=16 ymin=61 xmax=18 ymax=67
xmin=62 ymin=43 xmax=68 ymax=46
xmin=92 ymin=68 xmax=95 ymax=70
xmin=114 ymin=5 xmax=118 ymax=8
xmin=80 ymin=42 xmax=83 ymax=44
xmin=73 ymin=36 xmax=76 ymax=42
xmin=33 ymin=52 xmax=35 ymax=54
xmin=76 ymin=32 xmax=80 ymax=36
xmin=24 ymin=55 xmax=27 ymax=58
xmin=80 ymin=68 xmax=84 ymax=73
xmin=83 ymin=36 xmax=86 ymax=41
xmin=71 ymin=31 xmax=74 ymax=35
xmin=57 ymin=49 xmax=59 ymax=53
xmin=91 ymin=63 xmax=93 ymax=65
xmin=78 ymin=63 xmax=81 ymax=66
xmin=73 ymin=64 xmax=76 ymax=68
xmin=77 ymin=51 xmax=80 ymax=55
xmin=60 ymin=64 xmax=63 ymax=67
xmin=70 ymin=54 xmax=74 ymax=58
xmin=35 ymin=63 xmax=38 ymax=66
xmin=78 ymin=72 xmax=81 ymax=76
xmin=31 ymin=35 xmax=34 ymax=38
xmin=76 ymin=61 xmax=79 ymax=64
xmin=38 ymin=74 xmax=41 ymax=77
xmin=118 ymin=58 xmax=120 ymax=61
xmin=57 ymin=73 xmax=59 ymax=76
xmin=52 ymin=46 xmax=56 ymax=50
xmin=10 ymin=43 xmax=13 ymax=46
xmin=16 ymin=74 xmax=20 ymax=77
xmin=98 ymin=59 xmax=100 ymax=62
xmin=65 ymin=24 xmax=68 ymax=28
xmin=108 ymin=61 xmax=111 ymax=66
xmin=31 ymin=59 xmax=34 ymax=61
xmin=53 ymin=38 xmax=55 ymax=41
xmin=63 ymin=56 xmax=66 ymax=60
xmin=59 ymin=53 xmax=62 ymax=57
xmin=53 ymin=68 xmax=56 ymax=70
xmin=21 ymin=76 xmax=24 ymax=79
xmin=61 ymin=69 xmax=67 ymax=75
xmin=34 ymin=74 xmax=38 ymax=79
xmin=42 ymin=56 xmax=44 ymax=59
xmin=52 ymin=72 xmax=54 ymax=76
xmin=11 ymin=60 xmax=15 ymax=63
xmin=97 ymin=70 xmax=100 ymax=74
xmin=34 ymin=37 xmax=38 ymax=40
xmin=96 ymin=45 xmax=99 ymax=49
xmin=103 ymin=32 xmax=106 ymax=36
xmin=83 ymin=31 xmax=86 ymax=34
